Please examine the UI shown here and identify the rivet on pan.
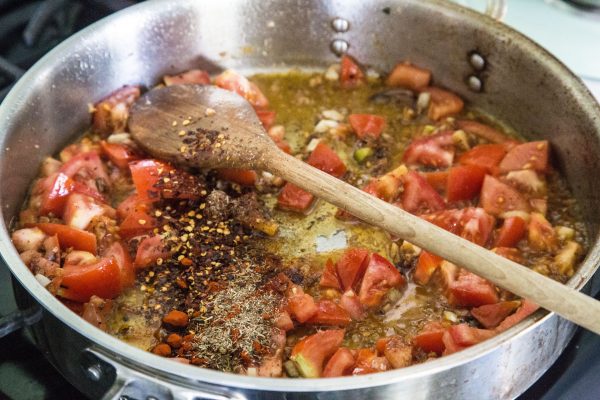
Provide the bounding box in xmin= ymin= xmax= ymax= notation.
xmin=85 ymin=364 xmax=103 ymax=381
xmin=468 ymin=75 xmax=483 ymax=92
xmin=331 ymin=17 xmax=350 ymax=33
xmin=330 ymin=39 xmax=349 ymax=56
xmin=469 ymin=53 xmax=486 ymax=71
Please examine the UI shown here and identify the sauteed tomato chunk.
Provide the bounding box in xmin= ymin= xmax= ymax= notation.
xmin=12 ymin=56 xmax=587 ymax=378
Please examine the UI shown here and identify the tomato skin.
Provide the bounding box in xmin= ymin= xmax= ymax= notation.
xmin=277 ymin=183 xmax=314 ymax=212
xmin=348 ymin=114 xmax=386 ymax=139
xmin=446 ymin=165 xmax=486 ymax=202
xmin=340 ymin=55 xmax=365 ymax=88
xmin=480 ymin=175 xmax=530 ymax=216
xmin=163 ymin=69 xmax=210 ymax=86
xmin=413 ymin=322 xmax=446 ymax=355
xmin=442 ymin=324 xmax=494 ymax=355
xmin=459 ymin=144 xmax=507 ymax=174
xmin=306 ymin=142 xmax=346 ymax=178
xmin=291 ymin=329 xmax=345 ymax=378
xmin=471 ymin=300 xmax=521 ymax=329
xmin=421 ymin=207 xmax=495 ymax=247
xmin=102 ymin=241 xmax=135 ymax=289
xmin=336 ymin=248 xmax=370 ymax=291
xmin=129 ymin=159 xmax=171 ymax=203
xmin=217 ymin=168 xmax=257 ymax=186
xmin=100 ymin=141 xmax=141 ymax=170
xmin=499 ymin=141 xmax=549 ymax=173
xmin=59 ymin=257 xmax=121 ymax=302
xmin=306 ymin=300 xmax=352 ymax=326
xmin=134 ymin=235 xmax=169 ymax=269
xmin=447 ymin=269 xmax=499 ymax=307
xmin=358 ymin=253 xmax=406 ymax=308
xmin=63 ymin=193 xmax=106 ymax=230
xmin=119 ymin=208 xmax=156 ymax=240
xmin=319 ymin=259 xmax=341 ymax=290
xmin=116 ymin=194 xmax=144 ymax=220
xmin=494 ymin=216 xmax=527 ymax=248
xmin=421 ymin=170 xmax=449 ymax=193
xmin=322 ymin=348 xmax=355 ymax=377
xmin=403 ymin=131 xmax=455 ymax=168
xmin=386 ymin=62 xmax=431 ymax=91
xmin=414 ymin=251 xmax=443 ymax=285
xmin=59 ymin=151 xmax=110 ymax=194
xmin=36 ymin=223 xmax=97 ymax=253
xmin=39 ymin=172 xmax=76 ymax=216
xmin=495 ymin=299 xmax=539 ymax=332
xmin=401 ymin=171 xmax=446 ymax=214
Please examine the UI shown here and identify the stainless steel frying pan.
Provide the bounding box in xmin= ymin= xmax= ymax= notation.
xmin=0 ymin=0 xmax=599 ymax=398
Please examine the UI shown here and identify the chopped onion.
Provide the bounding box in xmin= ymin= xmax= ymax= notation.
xmin=443 ymin=310 xmax=458 ymax=323
xmin=306 ymin=138 xmax=321 ymax=152
xmin=314 ymin=119 xmax=338 ymax=133
xmin=416 ymin=92 xmax=431 ymax=114
xmin=35 ymin=273 xmax=51 ymax=287
xmin=499 ymin=211 xmax=531 ymax=222
xmin=324 ymin=64 xmax=340 ymax=81
xmin=555 ymin=226 xmax=575 ymax=241
xmin=107 ymin=132 xmax=133 ymax=145
xmin=321 ymin=109 xmax=344 ymax=121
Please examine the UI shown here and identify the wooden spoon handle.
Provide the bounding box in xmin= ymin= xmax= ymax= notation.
xmin=266 ymin=151 xmax=600 ymax=335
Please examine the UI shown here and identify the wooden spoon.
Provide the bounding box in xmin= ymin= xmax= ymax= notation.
xmin=128 ymin=84 xmax=600 ymax=335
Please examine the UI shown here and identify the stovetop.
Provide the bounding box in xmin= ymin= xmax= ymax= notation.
xmin=1 ymin=0 xmax=599 ymax=399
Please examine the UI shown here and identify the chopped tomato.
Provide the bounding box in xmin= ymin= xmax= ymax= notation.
xmin=493 ymin=247 xmax=526 ymax=264
xmin=129 ymin=159 xmax=170 ymax=202
xmin=348 ymin=114 xmax=386 ymax=140
xmin=479 ymin=175 xmax=530 ymax=216
xmin=336 ymin=248 xmax=370 ymax=291
xmin=499 ymin=141 xmax=549 ymax=173
xmin=528 ymin=212 xmax=558 ymax=251
xmin=277 ymin=183 xmax=314 ymax=212
xmin=471 ymin=300 xmax=521 ymax=329
xmin=505 ymin=170 xmax=546 ymax=195
xmin=403 ymin=131 xmax=455 ymax=168
xmin=214 ymin=70 xmax=269 ymax=109
xmin=306 ymin=142 xmax=347 ymax=178
xmin=116 ymin=194 xmax=145 ymax=220
xmin=414 ymin=251 xmax=444 ymax=285
xmin=458 ymin=144 xmax=507 ymax=174
xmin=256 ymin=109 xmax=276 ymax=130
xmin=287 ymin=287 xmax=318 ymax=323
xmin=421 ymin=170 xmax=449 ymax=193
xmin=421 ymin=207 xmax=495 ymax=246
xmin=319 ymin=259 xmax=341 ymax=290
xmin=163 ymin=69 xmax=210 ymax=86
xmin=81 ymin=295 xmax=113 ymax=331
xmin=442 ymin=324 xmax=495 ymax=355
xmin=386 ymin=62 xmax=431 ymax=91
xmin=352 ymin=348 xmax=390 ymax=374
xmin=530 ymin=198 xmax=548 ymax=216
xmin=446 ymin=165 xmax=486 ymax=202
xmin=362 ymin=165 xmax=407 ymax=202
xmin=133 ymin=235 xmax=169 ymax=269
xmin=455 ymin=120 xmax=513 ymax=144
xmin=63 ymin=193 xmax=106 ymax=230
xmin=400 ymin=171 xmax=446 ymax=214
xmin=119 ymin=207 xmax=156 ymax=239
xmin=423 ymin=87 xmax=464 ymax=121
xmin=381 ymin=337 xmax=413 ymax=369
xmin=59 ymin=151 xmax=110 ymax=193
xmin=59 ymin=257 xmax=121 ymax=302
xmin=340 ymin=55 xmax=365 ymax=88
xmin=92 ymin=85 xmax=141 ymax=136
xmin=358 ymin=253 xmax=405 ymax=308
xmin=339 ymin=290 xmax=366 ymax=320
xmin=413 ymin=322 xmax=446 ymax=355
xmin=495 ymin=299 xmax=539 ymax=332
xmin=102 ymin=241 xmax=135 ymax=288
xmin=217 ymin=168 xmax=257 ymax=186
xmin=322 ymin=348 xmax=355 ymax=377
xmin=494 ymin=216 xmax=527 ymax=248
xmin=447 ymin=269 xmax=498 ymax=307
xmin=273 ymin=311 xmax=294 ymax=331
xmin=36 ymin=223 xmax=97 ymax=253
xmin=39 ymin=173 xmax=76 ymax=216
xmin=306 ymin=300 xmax=352 ymax=326
xmin=100 ymin=141 xmax=142 ymax=170
xmin=290 ymin=329 xmax=345 ymax=377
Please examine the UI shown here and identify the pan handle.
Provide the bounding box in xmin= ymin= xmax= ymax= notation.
xmin=0 ymin=306 xmax=42 ymax=338
xmin=82 ymin=348 xmax=247 ymax=400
